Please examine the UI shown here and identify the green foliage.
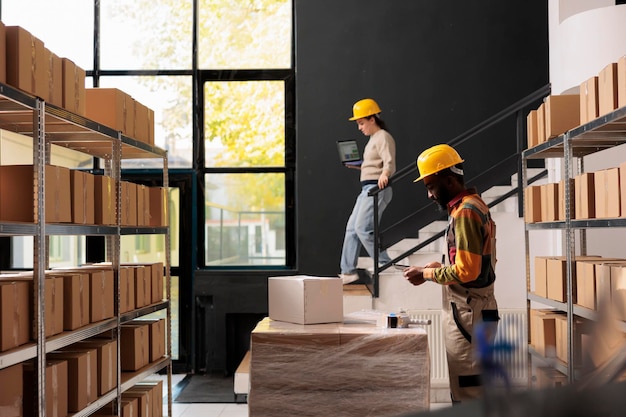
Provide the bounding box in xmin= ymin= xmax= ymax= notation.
xmin=104 ymin=0 xmax=291 ymax=214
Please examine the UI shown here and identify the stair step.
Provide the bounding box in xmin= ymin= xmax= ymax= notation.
xmin=343 ymin=284 xmax=370 ymax=296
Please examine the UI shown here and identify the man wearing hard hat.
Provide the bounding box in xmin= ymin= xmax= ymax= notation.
xmin=402 ymin=144 xmax=499 ymax=403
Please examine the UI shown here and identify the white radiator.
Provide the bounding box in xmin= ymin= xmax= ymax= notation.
xmin=407 ymin=309 xmax=527 ymax=387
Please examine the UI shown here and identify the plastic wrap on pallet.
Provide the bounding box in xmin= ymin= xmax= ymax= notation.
xmin=249 ymin=317 xmax=430 ymax=417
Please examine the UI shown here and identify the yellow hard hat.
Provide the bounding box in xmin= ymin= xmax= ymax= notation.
xmin=349 ymin=98 xmax=381 ymax=121
xmin=414 ymin=144 xmax=465 ymax=182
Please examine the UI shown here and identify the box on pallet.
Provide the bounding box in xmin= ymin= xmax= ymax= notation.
xmin=268 ymin=276 xmax=343 ymax=324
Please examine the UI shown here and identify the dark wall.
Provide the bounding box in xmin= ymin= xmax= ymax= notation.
xmin=192 ymin=0 xmax=548 ymax=373
xmin=295 ymin=0 xmax=548 ymax=275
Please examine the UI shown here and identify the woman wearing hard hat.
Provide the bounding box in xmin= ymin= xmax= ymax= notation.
xmin=339 ymin=98 xmax=396 ymax=285
xmin=403 ymin=144 xmax=499 ymax=403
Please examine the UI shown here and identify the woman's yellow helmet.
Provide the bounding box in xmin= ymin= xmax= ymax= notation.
xmin=349 ymin=98 xmax=382 ymax=121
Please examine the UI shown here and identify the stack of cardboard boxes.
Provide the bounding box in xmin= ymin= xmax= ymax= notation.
xmin=0 ymin=20 xmax=168 ymax=417
xmin=524 ymin=163 xmax=626 ymax=224
xmin=0 ymin=263 xmax=166 ymax=417
xmin=531 ymin=254 xmax=626 ymax=385
xmin=0 ymin=164 xmax=168 ymax=227
xmin=0 ymin=22 xmax=156 ymax=146
xmin=526 ymin=55 xmax=626 ymax=150
xmin=246 ymin=276 xmax=430 ymax=416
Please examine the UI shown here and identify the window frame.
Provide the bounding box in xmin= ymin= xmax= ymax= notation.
xmin=196 ymin=69 xmax=296 ymax=269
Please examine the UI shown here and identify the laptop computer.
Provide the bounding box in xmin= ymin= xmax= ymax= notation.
xmin=336 ymin=140 xmax=362 ymax=166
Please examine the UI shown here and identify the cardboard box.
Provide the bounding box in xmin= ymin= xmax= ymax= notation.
xmin=76 ymin=338 xmax=117 ymax=395
xmin=150 ymin=262 xmax=164 ymax=303
xmin=50 ymin=272 xmax=90 ymax=331
xmin=576 ymin=260 xmax=599 ymax=310
xmin=24 ymin=359 xmax=69 ymax=417
xmin=0 ymin=280 xmax=30 ymax=351
xmin=94 ymin=175 xmax=116 ymax=225
xmin=122 ymin=389 xmax=151 ymax=417
xmin=149 ymin=186 xmax=168 ymax=227
xmin=142 ymin=318 xmax=166 ymax=362
xmin=125 ymin=265 xmax=150 ymax=309
xmin=579 ymin=80 xmax=588 ymax=125
xmin=13 ymin=275 xmax=66 ymax=338
xmin=120 ymin=323 xmax=150 ymax=371
xmin=121 ymin=181 xmax=139 ymax=226
xmin=121 ymin=398 xmax=139 ymax=417
xmin=599 ymin=62 xmax=619 ymax=117
xmin=618 ymin=56 xmax=626 ymax=109
xmin=541 ymin=182 xmax=559 ymax=222
xmin=268 ymin=276 xmax=343 ymax=324
xmin=86 ymin=88 xmax=133 ymax=135
xmin=89 ymin=269 xmax=114 ymax=322
xmin=6 ymin=26 xmax=42 ymax=97
xmin=575 ymin=172 xmax=595 ymax=219
xmin=45 ymin=275 xmax=65 ymax=337
xmin=554 ymin=313 xmax=567 ymax=363
xmin=124 ymin=262 xmax=164 ymax=304
xmin=70 ymin=170 xmax=95 ymax=224
xmin=530 ymin=309 xmax=557 ymax=357
xmin=120 ymin=266 xmax=136 ymax=314
xmin=525 ymin=185 xmax=542 ymax=223
xmin=0 ymin=363 xmax=22 ymax=416
xmin=546 ymin=257 xmax=567 ymax=302
xmin=594 ymin=167 xmax=620 ymax=218
xmin=49 ymin=348 xmax=98 ymax=412
xmin=593 ymin=261 xmax=626 ymax=312
xmin=62 ymin=58 xmax=86 ymax=116
xmin=534 ymin=256 xmax=549 ymax=298
xmin=48 ymin=51 xmax=64 ymax=108
xmin=526 ymin=109 xmax=538 ymax=149
xmin=580 ymin=76 xmax=599 ymax=124
xmin=148 ymin=107 xmax=155 ymax=146
xmin=134 ymin=101 xmax=150 ymax=144
xmin=536 ymin=102 xmax=546 ymax=144
xmin=51 ymin=267 xmax=115 ymax=323
xmin=96 ymin=399 xmax=138 ymax=417
xmin=0 ymin=165 xmax=71 ymax=223
xmin=134 ymin=380 xmax=164 ymax=417
xmin=544 ymin=94 xmax=580 ymax=140
xmin=133 ymin=262 xmax=164 ymax=304
xmin=137 ymin=184 xmax=151 ymax=226
xmin=12 ymin=274 xmax=64 ymax=338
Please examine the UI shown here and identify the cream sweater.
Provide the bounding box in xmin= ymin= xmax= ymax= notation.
xmin=360 ymin=129 xmax=396 ymax=182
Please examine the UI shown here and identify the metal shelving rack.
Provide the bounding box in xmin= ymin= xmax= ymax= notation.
xmin=0 ymin=81 xmax=172 ymax=417
xmin=523 ymin=105 xmax=626 ymax=384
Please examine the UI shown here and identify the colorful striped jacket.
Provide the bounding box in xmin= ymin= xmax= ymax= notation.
xmin=432 ymin=189 xmax=496 ymax=287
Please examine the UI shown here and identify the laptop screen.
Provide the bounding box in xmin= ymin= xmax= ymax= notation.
xmin=336 ymin=140 xmax=361 ymax=163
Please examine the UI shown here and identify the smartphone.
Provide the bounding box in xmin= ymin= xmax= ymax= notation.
xmin=393 ymin=263 xmax=410 ymax=270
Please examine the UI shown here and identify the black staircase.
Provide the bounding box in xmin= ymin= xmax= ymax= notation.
xmin=364 ymin=84 xmax=552 ymax=297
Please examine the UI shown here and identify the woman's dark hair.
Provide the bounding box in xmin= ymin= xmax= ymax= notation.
xmin=369 ymin=114 xmax=388 ymax=131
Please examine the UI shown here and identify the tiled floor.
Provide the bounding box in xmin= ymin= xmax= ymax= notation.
xmin=156 ymin=373 xmax=451 ymax=417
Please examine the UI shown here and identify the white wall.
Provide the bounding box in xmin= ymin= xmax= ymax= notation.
xmin=549 ymin=1 xmax=626 ymax=94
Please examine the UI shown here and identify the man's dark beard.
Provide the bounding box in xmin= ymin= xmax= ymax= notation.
xmin=433 ymin=187 xmax=452 ymax=211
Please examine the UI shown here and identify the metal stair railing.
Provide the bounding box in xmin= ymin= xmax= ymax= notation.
xmin=365 ymin=84 xmax=551 ymax=297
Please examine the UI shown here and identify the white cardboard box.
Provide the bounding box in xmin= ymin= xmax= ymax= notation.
xmin=268 ymin=276 xmax=343 ymax=324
